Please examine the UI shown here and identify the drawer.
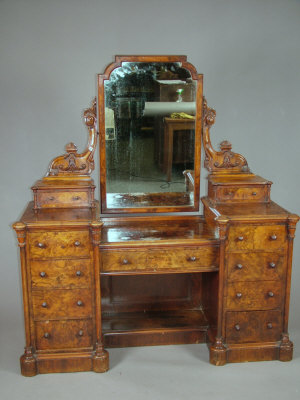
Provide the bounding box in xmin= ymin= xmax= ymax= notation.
xmin=101 ymin=246 xmax=219 ymax=273
xmin=35 ymin=319 xmax=93 ymax=350
xmin=227 ymin=225 xmax=286 ymax=252
xmin=225 ymin=310 xmax=282 ymax=343
xmin=36 ymin=191 xmax=89 ymax=209
xmin=215 ymin=186 xmax=268 ymax=203
xmin=226 ymin=281 xmax=282 ymax=310
xmin=227 ymin=253 xmax=285 ymax=281
xmin=253 ymin=225 xmax=287 ymax=251
xmin=28 ymin=231 xmax=90 ymax=259
xmin=31 ymin=259 xmax=91 ymax=289
xmin=32 ymin=289 xmax=92 ymax=320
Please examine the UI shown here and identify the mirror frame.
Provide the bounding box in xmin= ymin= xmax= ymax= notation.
xmin=98 ymin=55 xmax=203 ymax=214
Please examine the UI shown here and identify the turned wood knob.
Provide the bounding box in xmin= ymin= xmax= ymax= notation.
xmin=77 ymin=300 xmax=83 ymax=306
xmin=236 ymin=264 xmax=243 ymax=270
xmin=234 ymin=324 xmax=241 ymax=331
xmin=269 ymin=262 xmax=276 ymax=268
xmin=237 ymin=236 xmax=244 ymax=241
xmin=76 ymin=270 xmax=82 ymax=276
xmin=78 ymin=330 xmax=84 ymax=336
xmin=267 ymin=323 xmax=273 ymax=329
xmin=44 ymin=332 xmax=50 ymax=339
xmin=48 ymin=196 xmax=55 ymax=201
xmin=74 ymin=241 xmax=81 ymax=247
xmin=236 ymin=292 xmax=242 ymax=299
xmin=42 ymin=302 xmax=47 ymax=308
xmin=40 ymin=271 xmax=46 ymax=277
xmin=252 ymin=192 xmax=257 ymax=196
xmin=73 ymin=196 xmax=81 ymax=201
xmin=188 ymin=256 xmax=197 ymax=262
xmin=122 ymin=259 xmax=129 ymax=264
xmin=268 ymin=291 xmax=274 ymax=297
xmin=37 ymin=242 xmax=45 ymax=248
xmin=270 ymin=234 xmax=277 ymax=240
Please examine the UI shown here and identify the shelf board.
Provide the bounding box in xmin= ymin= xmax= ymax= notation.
xmin=102 ymin=309 xmax=208 ymax=347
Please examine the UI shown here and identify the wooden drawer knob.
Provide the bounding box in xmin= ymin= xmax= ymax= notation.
xmin=268 ymin=291 xmax=274 ymax=297
xmin=48 ymin=196 xmax=55 ymax=201
xmin=42 ymin=302 xmax=47 ymax=308
xmin=78 ymin=330 xmax=84 ymax=336
xmin=77 ymin=300 xmax=83 ymax=306
xmin=269 ymin=262 xmax=276 ymax=268
xmin=76 ymin=270 xmax=82 ymax=276
xmin=270 ymin=234 xmax=277 ymax=240
xmin=40 ymin=271 xmax=46 ymax=277
xmin=44 ymin=332 xmax=50 ymax=339
xmin=73 ymin=196 xmax=81 ymax=201
xmin=188 ymin=256 xmax=197 ymax=262
xmin=236 ymin=293 xmax=242 ymax=299
xmin=37 ymin=242 xmax=45 ymax=248
xmin=252 ymin=192 xmax=257 ymax=196
xmin=236 ymin=264 xmax=243 ymax=270
xmin=237 ymin=236 xmax=244 ymax=241
xmin=74 ymin=241 xmax=81 ymax=247
xmin=122 ymin=259 xmax=129 ymax=265
xmin=267 ymin=323 xmax=273 ymax=329
xmin=234 ymin=324 xmax=241 ymax=331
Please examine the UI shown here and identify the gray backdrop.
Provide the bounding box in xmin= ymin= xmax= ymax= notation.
xmin=1 ymin=0 xmax=299 ymax=399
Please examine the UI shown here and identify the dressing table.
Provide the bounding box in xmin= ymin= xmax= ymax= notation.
xmin=13 ymin=55 xmax=299 ymax=376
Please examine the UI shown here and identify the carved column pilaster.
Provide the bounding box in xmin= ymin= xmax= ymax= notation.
xmin=209 ymin=217 xmax=229 ymax=366
xmin=279 ymin=214 xmax=299 ymax=361
xmin=90 ymin=221 xmax=109 ymax=372
xmin=13 ymin=222 xmax=37 ymax=376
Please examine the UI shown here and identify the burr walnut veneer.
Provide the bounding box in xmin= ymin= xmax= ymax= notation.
xmin=13 ymin=56 xmax=298 ymax=375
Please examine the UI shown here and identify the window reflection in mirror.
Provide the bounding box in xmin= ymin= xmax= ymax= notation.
xmin=104 ymin=62 xmax=196 ymax=209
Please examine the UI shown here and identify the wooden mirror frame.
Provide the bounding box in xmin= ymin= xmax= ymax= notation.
xmin=98 ymin=55 xmax=203 ymax=214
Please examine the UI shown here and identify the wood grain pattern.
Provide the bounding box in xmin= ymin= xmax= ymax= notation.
xmin=32 ymin=289 xmax=92 ymax=319
xmin=226 ymin=281 xmax=282 ymax=310
xmin=35 ymin=319 xmax=93 ymax=350
xmin=28 ymin=231 xmax=90 ymax=259
xmin=225 ymin=310 xmax=282 ymax=343
xmin=31 ymin=259 xmax=91 ymax=289
xmin=101 ymin=246 xmax=219 ymax=273
xmin=227 ymin=252 xmax=285 ymax=281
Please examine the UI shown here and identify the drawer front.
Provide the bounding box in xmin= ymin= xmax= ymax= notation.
xmin=253 ymin=225 xmax=287 ymax=251
xmin=216 ymin=186 xmax=268 ymax=203
xmin=146 ymin=247 xmax=219 ymax=271
xmin=31 ymin=259 xmax=91 ymax=289
xmin=227 ymin=225 xmax=286 ymax=252
xmin=32 ymin=289 xmax=92 ymax=320
xmin=102 ymin=250 xmax=148 ymax=272
xmin=101 ymin=246 xmax=219 ymax=273
xmin=227 ymin=226 xmax=254 ymax=251
xmin=28 ymin=231 xmax=90 ymax=259
xmin=35 ymin=319 xmax=93 ymax=350
xmin=226 ymin=281 xmax=282 ymax=310
xmin=225 ymin=310 xmax=282 ymax=343
xmin=227 ymin=253 xmax=285 ymax=281
xmin=37 ymin=191 xmax=89 ymax=209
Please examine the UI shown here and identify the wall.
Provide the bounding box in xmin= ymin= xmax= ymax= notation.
xmin=1 ymin=0 xmax=299 ymax=346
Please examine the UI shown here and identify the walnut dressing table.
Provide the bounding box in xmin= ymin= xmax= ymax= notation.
xmin=13 ymin=56 xmax=298 ymax=376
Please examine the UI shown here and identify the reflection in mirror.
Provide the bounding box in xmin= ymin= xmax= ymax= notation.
xmin=104 ymin=62 xmax=196 ymax=209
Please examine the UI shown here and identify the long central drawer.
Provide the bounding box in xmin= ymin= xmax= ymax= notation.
xmin=101 ymin=246 xmax=219 ymax=273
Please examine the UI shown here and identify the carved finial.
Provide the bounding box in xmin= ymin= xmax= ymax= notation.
xmin=46 ymin=97 xmax=98 ymax=177
xmin=202 ymin=97 xmax=250 ymax=174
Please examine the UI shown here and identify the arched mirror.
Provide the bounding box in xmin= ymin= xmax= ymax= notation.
xmin=98 ymin=55 xmax=203 ymax=213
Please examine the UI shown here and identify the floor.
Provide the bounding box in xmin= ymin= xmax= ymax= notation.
xmin=1 ymin=316 xmax=300 ymax=400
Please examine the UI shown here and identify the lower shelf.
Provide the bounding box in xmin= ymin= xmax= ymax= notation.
xmin=102 ymin=309 xmax=208 ymax=347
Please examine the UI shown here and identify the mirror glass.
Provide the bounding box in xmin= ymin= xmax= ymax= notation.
xmin=104 ymin=62 xmax=196 ymax=209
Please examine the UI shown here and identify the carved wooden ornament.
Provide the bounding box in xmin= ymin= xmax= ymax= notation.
xmin=47 ymin=98 xmax=98 ymax=177
xmin=202 ymin=98 xmax=250 ymax=174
